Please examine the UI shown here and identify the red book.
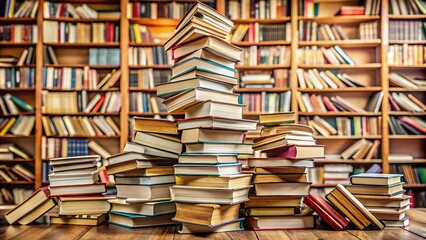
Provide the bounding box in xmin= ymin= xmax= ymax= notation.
xmin=388 ymin=95 xmax=401 ymax=111
xmin=11 ymin=168 xmax=33 ymax=182
xmin=263 ymin=145 xmax=325 ymax=159
xmin=323 ymin=96 xmax=339 ymax=112
xmin=91 ymin=95 xmax=106 ymax=113
xmin=304 ymin=194 xmax=349 ymax=230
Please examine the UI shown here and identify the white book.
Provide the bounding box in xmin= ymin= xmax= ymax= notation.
xmin=301 ymin=93 xmax=313 ymax=112
xmin=296 ymin=69 xmax=307 ymax=88
xmin=84 ymin=94 xmax=101 ymax=113
xmin=100 ymin=92 xmax=111 ymax=113
xmin=82 ymin=117 xmax=96 ymax=137
xmin=62 ymin=116 xmax=76 ymax=137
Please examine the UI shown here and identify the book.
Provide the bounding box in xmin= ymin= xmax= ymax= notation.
xmin=133 ymin=131 xmax=182 ymax=154
xmin=114 ymin=175 xmax=175 ymax=185
xmin=246 ymin=207 xmax=301 ymax=216
xmin=121 ymin=144 xmax=179 ymax=159
xmin=248 ymin=158 xmax=314 ymax=168
xmin=246 ymin=215 xmax=315 ymax=230
xmin=170 ymin=185 xmax=251 ymax=204
xmin=178 ymin=154 xmax=238 ymax=164
xmin=350 ymin=173 xmax=403 ymax=185
xmin=113 ymin=167 xmax=174 ymax=177
xmin=17 ymin=198 xmax=56 ymax=225
xmin=245 ymin=196 xmax=304 ymax=208
xmin=175 ymin=174 xmax=252 ymax=188
xmin=4 ymin=187 xmax=51 ymax=224
xmin=259 ymin=112 xmax=295 ymax=126
xmin=115 ymin=184 xmax=173 ymax=199
xmin=184 ymin=101 xmax=244 ymax=119
xmin=58 ymin=195 xmax=113 ymax=215
xmin=326 ymin=183 xmax=385 ymax=230
xmin=133 ymin=117 xmax=178 ymax=135
xmin=49 ymin=183 xmax=106 ymax=197
xmin=109 ymin=199 xmax=175 ymax=216
xmin=174 ymin=163 xmax=242 ymax=176
xmin=353 ymin=195 xmax=411 ymax=208
xmin=254 ymin=182 xmax=311 ymax=196
xmin=174 ymin=203 xmax=240 ymax=227
xmin=303 ymin=194 xmax=349 ymax=230
xmin=181 ymin=128 xmax=244 ymax=144
xmin=179 ymin=218 xmax=244 ymax=233
xmin=262 ymin=145 xmax=324 ymax=159
xmin=50 ymin=214 xmax=107 ymax=226
xmin=108 ymin=212 xmax=176 ymax=228
xmin=253 ymin=174 xmax=308 ymax=183
xmin=177 ymin=116 xmax=257 ymax=131
xmin=156 ymin=78 xmax=235 ymax=99
xmin=106 ymin=158 xmax=177 ymax=175
xmin=184 ymin=142 xmax=253 ymax=154
xmin=346 ymin=182 xmax=405 ymax=196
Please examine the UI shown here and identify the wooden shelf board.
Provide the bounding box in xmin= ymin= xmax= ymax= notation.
xmin=48 ymin=0 xmax=119 ymax=3
xmin=298 ymin=15 xmax=380 ymax=23
xmin=232 ymin=41 xmax=291 ymax=46
xmin=0 ymin=159 xmax=34 ymax=163
xmin=0 ymin=135 xmax=35 ymax=138
xmin=389 ymin=65 xmax=426 ymax=69
xmin=299 ymin=39 xmax=381 ymax=47
xmin=389 ymin=159 xmax=426 ymax=164
xmin=236 ymin=65 xmax=291 ymax=70
xmin=389 ymin=135 xmax=426 ymax=139
xmin=0 ymin=42 xmax=36 ymax=47
xmin=43 ymin=88 xmax=120 ymax=92
xmin=298 ymin=112 xmax=381 ymax=116
xmin=129 ymin=42 xmax=165 ymax=47
xmin=129 ymin=65 xmax=171 ymax=69
xmin=128 ymin=88 xmax=157 ymax=92
xmin=44 ymin=43 xmax=120 ymax=48
xmin=388 ymin=112 xmax=426 ymax=116
xmin=0 ymin=17 xmax=37 ymax=23
xmin=129 ymin=112 xmax=184 ymax=116
xmin=298 ymin=87 xmax=382 ymax=92
xmin=232 ymin=17 xmax=291 ymax=23
xmin=235 ymin=88 xmax=291 ymax=93
xmin=403 ymin=184 xmax=426 ymax=188
xmin=314 ymin=159 xmax=382 ymax=164
xmin=0 ymin=88 xmax=35 ymax=92
xmin=43 ymin=135 xmax=120 ymax=139
xmin=389 ymin=40 xmax=426 ymax=45
xmin=0 ymin=182 xmax=34 ymax=185
xmin=299 ymin=64 xmax=381 ymax=69
xmin=44 ymin=64 xmax=120 ymax=69
xmin=42 ymin=113 xmax=120 ymax=116
xmin=0 ymin=64 xmax=36 ymax=68
xmin=389 ymin=15 xmax=426 ymax=20
xmin=314 ymin=135 xmax=382 ymax=140
xmin=129 ymin=18 xmax=179 ymax=26
xmin=44 ymin=17 xmax=120 ymax=22
xmin=389 ymin=88 xmax=426 ymax=92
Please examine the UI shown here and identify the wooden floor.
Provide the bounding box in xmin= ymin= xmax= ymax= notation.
xmin=1 ymin=209 xmax=425 ymax=240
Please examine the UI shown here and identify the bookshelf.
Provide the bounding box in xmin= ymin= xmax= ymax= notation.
xmin=0 ymin=0 xmax=424 ymax=206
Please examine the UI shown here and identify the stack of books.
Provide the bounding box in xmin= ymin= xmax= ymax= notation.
xmin=48 ymin=155 xmax=111 ymax=226
xmin=157 ymin=2 xmax=257 ymax=233
xmin=347 ymin=173 xmax=411 ymax=227
xmin=245 ymin=112 xmax=325 ymax=230
xmin=105 ymin=117 xmax=179 ymax=228
xmin=322 ymin=164 xmax=353 ymax=185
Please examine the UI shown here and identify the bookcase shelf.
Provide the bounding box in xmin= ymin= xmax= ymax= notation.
xmin=298 ymin=64 xmax=381 ymax=69
xmin=42 ymin=135 xmax=120 ymax=139
xmin=42 ymin=113 xmax=120 ymax=116
xmin=389 ymin=40 xmax=426 ymax=45
xmin=44 ymin=43 xmax=120 ymax=48
xmin=0 ymin=113 xmax=35 ymax=117
xmin=232 ymin=41 xmax=291 ymax=46
xmin=389 ymin=65 xmax=426 ymax=69
xmin=0 ymin=17 xmax=37 ymax=23
xmin=298 ymin=40 xmax=381 ymax=47
xmin=298 ymin=87 xmax=382 ymax=92
xmin=389 ymin=136 xmax=426 ymax=139
xmin=44 ymin=18 xmax=120 ymax=23
xmin=43 ymin=88 xmax=121 ymax=92
xmin=388 ymin=88 xmax=426 ymax=92
xmin=232 ymin=18 xmax=291 ymax=23
xmin=0 ymin=64 xmax=36 ymax=68
xmin=314 ymin=159 xmax=382 ymax=164
xmin=298 ymin=16 xmax=380 ymax=23
xmin=388 ymin=15 xmax=426 ymax=20
xmin=0 ymin=159 xmax=34 ymax=163
xmin=314 ymin=136 xmax=382 ymax=140
xmin=236 ymin=65 xmax=291 ymax=70
xmin=129 ymin=112 xmax=184 ymax=116
xmin=0 ymin=43 xmax=36 ymax=47
xmin=0 ymin=182 xmax=34 ymax=185
xmin=128 ymin=65 xmax=171 ymax=69
xmin=43 ymin=64 xmax=120 ymax=69
xmin=390 ymin=159 xmax=426 ymax=164
xmin=234 ymin=88 xmax=291 ymax=93
xmin=298 ymin=112 xmax=382 ymax=116
xmin=0 ymin=135 xmax=35 ymax=138
xmin=129 ymin=43 xmax=165 ymax=47
xmin=388 ymin=112 xmax=426 ymax=116
xmin=0 ymin=88 xmax=35 ymax=92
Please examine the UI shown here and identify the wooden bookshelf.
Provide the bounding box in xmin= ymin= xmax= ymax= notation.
xmin=1 ymin=0 xmax=424 ymax=205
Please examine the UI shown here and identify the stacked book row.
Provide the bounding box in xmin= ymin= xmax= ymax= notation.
xmin=239 ymin=46 xmax=290 ymax=66
xmin=42 ymin=115 xmax=120 ymax=137
xmin=389 ymin=0 xmax=426 ymax=15
xmin=340 ymin=139 xmax=381 ymax=160
xmin=43 ymin=67 xmax=121 ymax=90
xmin=129 ymin=24 xmax=158 ymax=43
xmin=389 ymin=72 xmax=426 ymax=89
xmin=89 ymin=48 xmax=120 ymax=66
xmin=129 ymin=92 xmax=165 ymax=113
xmin=0 ymin=25 xmax=38 ymax=43
xmin=226 ymin=0 xmax=291 ymax=19
xmin=388 ymin=44 xmax=425 ymax=65
xmin=0 ymin=115 xmax=35 ymax=136
xmin=0 ymin=144 xmax=32 ymax=160
xmin=0 ymin=94 xmax=34 ymax=115
xmin=231 ymin=23 xmax=291 ymax=42
xmin=0 ymin=188 xmax=33 ymax=205
xmin=389 ymin=116 xmax=426 ymax=135
xmin=43 ymin=2 xmax=120 ymax=19
xmin=296 ymin=92 xmax=383 ymax=113
xmin=43 ymin=21 xmax=120 ymax=43
xmin=0 ymin=164 xmax=34 ymax=183
xmin=128 ymin=47 xmax=171 ymax=66
xmin=299 ymin=21 xmax=379 ymax=41
xmin=0 ymin=47 xmax=36 ymax=67
xmin=127 ymin=2 xmax=196 ymax=19
xmin=391 ymin=165 xmax=426 ymax=185
xmin=297 ymin=46 xmax=356 ymax=65
xmin=297 ymin=68 xmax=366 ymax=89
xmin=389 ymin=21 xmax=425 ymax=41
xmin=240 ymin=70 xmax=289 ymax=88
xmin=389 ymin=92 xmax=425 ymax=112
xmin=1 ymin=0 xmax=38 ymax=18
xmin=129 ymin=69 xmax=169 ymax=89
xmin=300 ymin=116 xmax=382 ymax=137
xmin=309 ymin=164 xmax=354 ymax=185
xmin=241 ymin=91 xmax=291 ymax=113
xmin=41 ymin=137 xmax=89 ymax=159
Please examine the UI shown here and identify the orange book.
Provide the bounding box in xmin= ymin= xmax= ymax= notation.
xmin=91 ymin=96 xmax=106 ymax=113
xmin=408 ymin=94 xmax=426 ymax=110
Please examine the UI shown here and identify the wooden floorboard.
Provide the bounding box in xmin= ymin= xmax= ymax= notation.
xmin=348 ymin=228 xmax=425 ymax=240
xmin=405 ymin=209 xmax=426 ymax=238
xmin=79 ymin=225 xmax=177 ymax=240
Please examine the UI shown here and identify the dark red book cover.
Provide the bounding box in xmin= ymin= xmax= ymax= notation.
xmin=262 ymin=145 xmax=324 ymax=159
xmin=303 ymin=194 xmax=349 ymax=230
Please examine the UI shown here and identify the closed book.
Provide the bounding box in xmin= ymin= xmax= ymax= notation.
xmin=350 ymin=173 xmax=403 ymax=186
xmin=108 ymin=212 xmax=176 ymax=228
xmin=254 ymin=182 xmax=311 ymax=196
xmin=303 ymin=194 xmax=349 ymax=230
xmin=181 ymin=128 xmax=244 ymax=144
xmin=49 ymin=183 xmax=106 ymax=197
xmin=121 ymin=144 xmax=178 ymax=159
xmin=108 ymin=199 xmax=175 ymax=216
xmin=114 ymin=175 xmax=175 ymax=185
xmin=17 ymin=198 xmax=57 ymax=225
xmin=133 ymin=117 xmax=178 ymax=135
xmin=50 ymin=214 xmax=107 ymax=226
xmin=171 ymin=57 xmax=236 ymax=78
xmin=178 ymin=154 xmax=238 ymax=164
xmin=184 ymin=101 xmax=244 ymax=120
xmin=246 ymin=207 xmax=300 ymax=216
xmin=174 ymin=163 xmax=242 ymax=176
xmin=170 ymin=66 xmax=238 ymax=85
xmin=259 ymin=112 xmax=296 ymax=126
xmin=345 ymin=182 xmax=405 ymax=196
xmin=177 ymin=116 xmax=257 ymax=131
xmin=174 ymin=202 xmax=240 ymax=227
xmin=170 ymin=185 xmax=251 ymax=204
xmin=116 ymin=184 xmax=173 ymax=199
xmin=156 ymin=78 xmax=234 ymax=99
xmin=245 ymin=196 xmax=303 ymax=208
xmin=246 ymin=215 xmax=315 ymax=230
xmin=133 ymin=131 xmax=182 ymax=154
xmin=353 ymin=194 xmax=411 ymax=208
xmin=247 ymin=158 xmax=314 ymax=168
xmin=184 ymin=142 xmax=253 ymax=155
xmin=58 ymin=195 xmax=113 ymax=215
xmin=262 ymin=145 xmax=325 ymax=159
xmin=179 ymin=218 xmax=243 ymax=233
xmin=175 ymin=174 xmax=251 ymax=188
xmin=106 ymin=158 xmax=177 ymax=175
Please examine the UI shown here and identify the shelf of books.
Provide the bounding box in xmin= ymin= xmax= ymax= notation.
xmin=0 ymin=0 xmax=424 ymax=207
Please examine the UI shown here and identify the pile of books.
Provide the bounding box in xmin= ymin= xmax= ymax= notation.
xmin=246 ymin=112 xmax=325 ymax=230
xmin=158 ymin=2 xmax=257 ymax=233
xmin=105 ymin=117 xmax=179 ymax=228
xmin=347 ymin=173 xmax=410 ymax=227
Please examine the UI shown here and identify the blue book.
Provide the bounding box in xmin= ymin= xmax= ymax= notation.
xmin=333 ymin=45 xmax=356 ymax=65
xmin=89 ymin=48 xmax=98 ymax=65
xmin=98 ymin=48 xmax=108 ymax=66
xmin=108 ymin=211 xmax=176 ymax=228
xmin=10 ymin=95 xmax=34 ymax=112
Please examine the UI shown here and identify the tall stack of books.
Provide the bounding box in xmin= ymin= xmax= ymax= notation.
xmin=157 ymin=2 xmax=257 ymax=233
xmin=105 ymin=117 xmax=179 ymax=228
xmin=48 ymin=155 xmax=111 ymax=226
xmin=245 ymin=112 xmax=325 ymax=230
xmin=347 ymin=173 xmax=410 ymax=227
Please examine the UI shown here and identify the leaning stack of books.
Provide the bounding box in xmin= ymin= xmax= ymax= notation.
xmin=347 ymin=173 xmax=410 ymax=227
xmin=48 ymin=155 xmax=111 ymax=226
xmin=245 ymin=112 xmax=325 ymax=230
xmin=105 ymin=117 xmax=180 ymax=228
xmin=156 ymin=2 xmax=257 ymax=233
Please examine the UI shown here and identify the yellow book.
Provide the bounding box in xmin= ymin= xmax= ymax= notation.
xmin=327 ymin=193 xmax=366 ymax=230
xmin=0 ymin=118 xmax=16 ymax=136
xmin=133 ymin=23 xmax=142 ymax=43
xmin=296 ymin=92 xmax=306 ymax=112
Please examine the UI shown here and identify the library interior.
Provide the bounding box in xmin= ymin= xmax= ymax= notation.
xmin=0 ymin=0 xmax=425 ymax=239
